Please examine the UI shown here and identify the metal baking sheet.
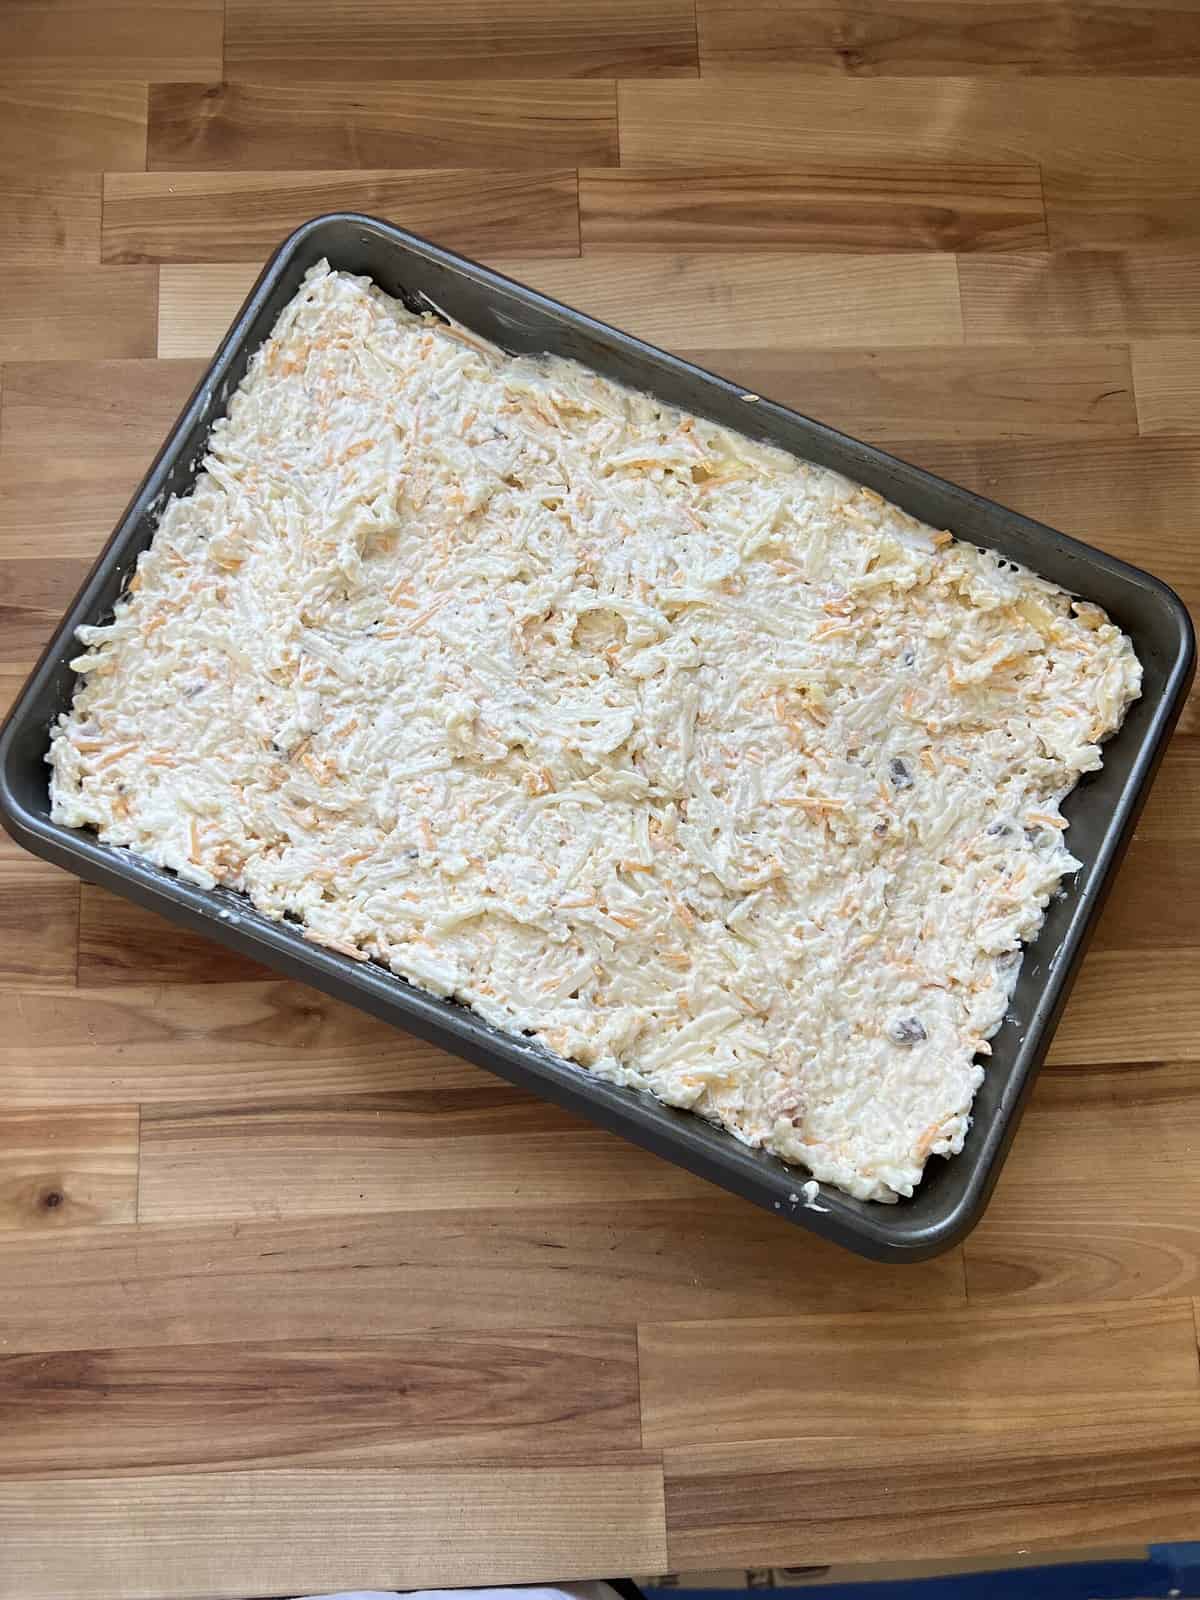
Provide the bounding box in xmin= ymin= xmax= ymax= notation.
xmin=0 ymin=213 xmax=1193 ymax=1260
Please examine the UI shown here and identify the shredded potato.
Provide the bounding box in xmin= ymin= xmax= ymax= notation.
xmin=47 ymin=264 xmax=1141 ymax=1201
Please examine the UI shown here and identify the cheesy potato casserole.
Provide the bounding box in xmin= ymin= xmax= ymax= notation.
xmin=48 ymin=264 xmax=1141 ymax=1200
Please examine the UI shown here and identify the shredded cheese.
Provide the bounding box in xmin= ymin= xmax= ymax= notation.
xmin=47 ymin=263 xmax=1142 ymax=1201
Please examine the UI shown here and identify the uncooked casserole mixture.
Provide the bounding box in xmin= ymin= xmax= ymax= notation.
xmin=48 ymin=263 xmax=1141 ymax=1201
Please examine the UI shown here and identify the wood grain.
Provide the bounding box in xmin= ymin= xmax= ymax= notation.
xmin=1092 ymin=836 xmax=1200 ymax=950
xmin=225 ymin=0 xmax=697 ymax=79
xmin=0 ymin=360 xmax=204 ymax=560
xmin=619 ymin=75 xmax=1200 ymax=245
xmin=155 ymin=254 xmax=966 ymax=356
xmin=0 ymin=1329 xmax=640 ymax=1475
xmin=580 ymin=162 xmax=1048 ymax=252
xmin=964 ymin=1060 xmax=1200 ymax=1305
xmin=1046 ymin=162 xmax=1200 ymax=247
xmin=0 ymin=1108 xmax=138 ymax=1233
xmin=102 ymin=169 xmax=582 ymax=264
xmin=0 ymin=80 xmax=145 ymax=172
xmin=0 ymin=608 xmax=65 ymax=724
xmin=0 ymin=175 xmax=100 ymax=266
xmin=1133 ymin=339 xmax=1200 ymax=433
xmin=960 ymin=249 xmax=1200 ymax=341
xmin=676 ymin=343 xmax=1138 ymax=440
xmin=1048 ymin=949 xmax=1200 ymax=1065
xmin=0 ymin=454 xmax=173 ymax=562
xmin=0 ymin=358 xmax=204 ymax=460
xmin=0 ymin=268 xmax=156 ymax=362
xmin=78 ymin=884 xmax=280 ymax=986
xmin=156 ymin=264 xmax=258 ymax=357
xmin=619 ymin=75 xmax=1200 ymax=167
xmin=0 ymin=1464 xmax=669 ymax=1600
xmin=0 ymin=980 xmax=487 ymax=1108
xmin=638 ymin=1298 xmax=1200 ymax=1446
xmin=0 ymin=1201 xmax=964 ymax=1356
xmin=1175 ymin=686 xmax=1200 ymax=741
xmin=695 ymin=0 xmax=1200 ymax=76
xmin=663 ymin=1410 xmax=1200 ymax=1565
xmin=1086 ymin=740 xmax=1200 ymax=949
xmin=0 ymin=0 xmax=222 ymax=80
xmin=1130 ymin=737 xmax=1200 ymax=839
xmin=0 ymin=559 xmax=92 ymax=617
xmin=496 ymin=253 xmax=965 ymax=345
xmin=0 ymin=864 xmax=77 ymax=991
xmin=148 ymin=81 xmax=619 ymax=172
xmin=137 ymin=1087 xmax=710 ymax=1222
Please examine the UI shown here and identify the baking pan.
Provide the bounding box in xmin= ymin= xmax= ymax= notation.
xmin=0 ymin=214 xmax=1193 ymax=1262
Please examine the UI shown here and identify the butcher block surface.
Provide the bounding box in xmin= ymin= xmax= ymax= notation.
xmin=2 ymin=3 xmax=1200 ymax=1596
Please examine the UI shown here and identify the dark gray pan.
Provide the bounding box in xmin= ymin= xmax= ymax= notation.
xmin=1 ymin=215 xmax=1192 ymax=1261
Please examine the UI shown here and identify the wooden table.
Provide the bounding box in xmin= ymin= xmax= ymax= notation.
xmin=3 ymin=4 xmax=1200 ymax=1597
